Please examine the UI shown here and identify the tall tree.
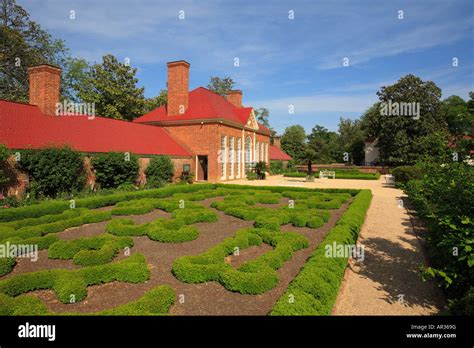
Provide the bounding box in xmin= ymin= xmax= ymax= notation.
xmin=361 ymin=74 xmax=445 ymax=165
xmin=0 ymin=0 xmax=70 ymax=102
xmin=337 ymin=118 xmax=365 ymax=164
xmin=207 ymin=76 xmax=235 ymax=96
xmin=281 ymin=125 xmax=306 ymax=162
xmin=307 ymin=125 xmax=340 ymax=162
xmin=77 ymin=54 xmax=145 ymax=120
xmin=441 ymin=95 xmax=473 ymax=136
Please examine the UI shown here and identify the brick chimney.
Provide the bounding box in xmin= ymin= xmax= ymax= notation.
xmin=28 ymin=64 xmax=61 ymax=116
xmin=167 ymin=60 xmax=190 ymax=116
xmin=273 ymin=136 xmax=281 ymax=148
xmin=226 ymin=90 xmax=242 ymax=108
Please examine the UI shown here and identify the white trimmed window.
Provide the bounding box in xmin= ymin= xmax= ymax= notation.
xmin=237 ymin=138 xmax=241 ymax=178
xmin=260 ymin=143 xmax=264 ymax=163
xmin=265 ymin=143 xmax=269 ymax=163
xmin=245 ymin=136 xmax=251 ymax=173
xmin=229 ymin=137 xmax=234 ymax=178
xmin=256 ymin=142 xmax=260 ymax=163
xmin=220 ymin=136 xmax=227 ymax=180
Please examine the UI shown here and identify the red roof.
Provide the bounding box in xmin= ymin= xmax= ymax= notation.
xmin=269 ymin=145 xmax=292 ymax=161
xmin=0 ymin=100 xmax=190 ymax=157
xmin=134 ymin=87 xmax=271 ymax=135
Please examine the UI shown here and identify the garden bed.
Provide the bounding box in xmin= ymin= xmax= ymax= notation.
xmin=0 ymin=184 xmax=369 ymax=315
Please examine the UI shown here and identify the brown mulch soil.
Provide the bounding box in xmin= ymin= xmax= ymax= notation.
xmin=3 ymin=196 xmax=350 ymax=315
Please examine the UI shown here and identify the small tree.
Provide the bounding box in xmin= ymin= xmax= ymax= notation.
xmin=145 ymin=156 xmax=174 ymax=187
xmin=91 ymin=152 xmax=139 ymax=189
xmin=254 ymin=161 xmax=268 ymax=180
xmin=17 ymin=146 xmax=85 ymax=198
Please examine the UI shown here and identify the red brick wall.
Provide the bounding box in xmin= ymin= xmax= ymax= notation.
xmin=28 ymin=65 xmax=61 ymax=116
xmin=167 ymin=61 xmax=189 ymax=116
xmin=164 ymin=123 xmax=270 ymax=182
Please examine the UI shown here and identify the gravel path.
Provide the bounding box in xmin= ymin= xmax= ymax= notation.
xmin=225 ymin=175 xmax=446 ymax=315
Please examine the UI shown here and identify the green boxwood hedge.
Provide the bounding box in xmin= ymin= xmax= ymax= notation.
xmin=0 ymin=253 xmax=149 ymax=304
xmin=0 ymin=285 xmax=175 ymax=316
xmin=48 ymin=234 xmax=134 ymax=266
xmin=172 ymin=227 xmax=308 ymax=294
xmin=270 ymin=189 xmax=372 ymax=315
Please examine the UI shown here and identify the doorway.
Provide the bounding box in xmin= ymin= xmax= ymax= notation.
xmin=198 ymin=155 xmax=208 ymax=181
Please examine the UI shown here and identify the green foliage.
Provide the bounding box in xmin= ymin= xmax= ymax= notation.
xmin=0 ymin=285 xmax=175 ymax=316
xmin=77 ymin=54 xmax=145 ymax=120
xmin=337 ymin=118 xmax=365 ymax=165
xmin=0 ymin=253 xmax=149 ymax=304
xmin=281 ymin=125 xmax=306 ymax=163
xmin=207 ymin=76 xmax=235 ymax=97
xmin=391 ymin=166 xmax=424 ymax=186
xmin=404 ymin=162 xmax=473 ymax=311
xmin=172 ymin=227 xmax=308 ymax=294
xmin=0 ymin=144 xmax=18 ymax=195
xmin=271 ymin=190 xmax=372 ymax=315
xmin=0 ymin=209 xmax=111 ymax=242
xmin=0 ymin=0 xmax=71 ymax=102
xmin=269 ymin=161 xmax=284 ymax=174
xmin=91 ymin=152 xmax=139 ymax=189
xmin=254 ymin=107 xmax=270 ymax=128
xmin=253 ymin=161 xmax=268 ymax=180
xmin=48 ymin=234 xmax=133 ymax=266
xmin=0 ymin=258 xmax=16 ymax=277
xmin=145 ymin=156 xmax=174 ymax=187
xmin=16 ymin=147 xmax=85 ymax=198
xmin=246 ymin=172 xmax=257 ymax=180
xmin=179 ymin=171 xmax=194 ymax=184
xmin=143 ymin=89 xmax=168 ymax=114
xmin=283 ymin=172 xmax=379 ymax=180
xmin=360 ymin=75 xmax=446 ymax=165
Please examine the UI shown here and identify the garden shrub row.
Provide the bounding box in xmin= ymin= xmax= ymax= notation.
xmin=270 ymin=189 xmax=372 ymax=315
xmin=172 ymin=227 xmax=308 ymax=294
xmin=0 ymin=253 xmax=149 ymax=304
xmin=48 ymin=234 xmax=134 ymax=266
xmin=106 ymin=200 xmax=217 ymax=242
xmin=0 ymin=184 xmax=217 ymax=222
xmin=0 ymin=209 xmax=111 ymax=242
xmin=0 ymin=285 xmax=175 ymax=316
xmin=216 ymin=184 xmax=360 ymax=197
xmin=211 ymin=198 xmax=333 ymax=230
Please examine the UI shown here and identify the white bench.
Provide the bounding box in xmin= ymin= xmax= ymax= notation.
xmin=319 ymin=170 xmax=335 ymax=179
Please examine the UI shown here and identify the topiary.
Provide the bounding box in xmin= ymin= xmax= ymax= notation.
xmin=145 ymin=156 xmax=174 ymax=187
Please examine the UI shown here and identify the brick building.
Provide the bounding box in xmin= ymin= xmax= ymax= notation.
xmin=0 ymin=60 xmax=290 ymax=190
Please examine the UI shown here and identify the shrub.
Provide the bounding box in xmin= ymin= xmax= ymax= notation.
xmin=145 ymin=156 xmax=174 ymax=187
xmin=0 ymin=285 xmax=175 ymax=316
xmin=269 ymin=161 xmax=284 ymax=174
xmin=246 ymin=172 xmax=257 ymax=180
xmin=179 ymin=172 xmax=194 ymax=184
xmin=91 ymin=152 xmax=139 ymax=189
xmin=172 ymin=227 xmax=308 ymax=294
xmin=0 ymin=253 xmax=149 ymax=304
xmin=391 ymin=166 xmax=423 ymax=186
xmin=404 ymin=162 xmax=473 ymax=311
xmin=271 ymin=189 xmax=372 ymax=315
xmin=16 ymin=146 xmax=86 ymax=198
xmin=48 ymin=234 xmax=133 ymax=266
xmin=0 ymin=258 xmax=16 ymax=277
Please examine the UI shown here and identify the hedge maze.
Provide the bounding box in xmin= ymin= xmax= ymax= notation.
xmin=0 ymin=184 xmax=371 ymax=315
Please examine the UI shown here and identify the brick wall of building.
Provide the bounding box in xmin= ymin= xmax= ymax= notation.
xmin=164 ymin=123 xmax=270 ymax=182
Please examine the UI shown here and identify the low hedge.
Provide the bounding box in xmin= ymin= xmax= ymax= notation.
xmin=0 ymin=253 xmax=149 ymax=304
xmin=0 ymin=184 xmax=217 ymax=222
xmin=0 ymin=285 xmax=175 ymax=316
xmin=270 ymin=189 xmax=372 ymax=315
xmin=172 ymin=227 xmax=308 ymax=294
xmin=0 ymin=209 xmax=111 ymax=242
xmin=48 ymin=234 xmax=134 ymax=266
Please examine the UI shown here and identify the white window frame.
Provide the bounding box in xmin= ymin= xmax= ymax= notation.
xmin=229 ymin=137 xmax=234 ymax=179
xmin=245 ymin=136 xmax=252 ymax=173
xmin=236 ymin=138 xmax=241 ymax=178
xmin=220 ymin=135 xmax=227 ymax=180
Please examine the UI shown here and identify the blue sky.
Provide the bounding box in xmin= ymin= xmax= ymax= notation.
xmin=19 ymin=0 xmax=474 ymax=133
